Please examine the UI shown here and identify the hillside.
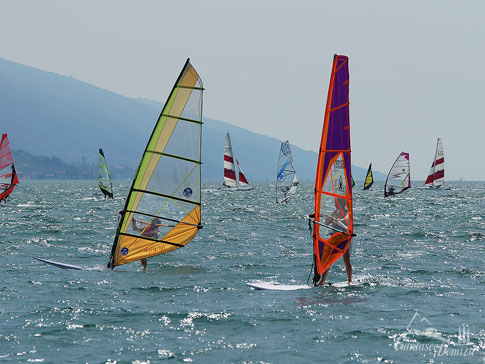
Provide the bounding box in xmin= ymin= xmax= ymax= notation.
xmin=0 ymin=58 xmax=386 ymax=181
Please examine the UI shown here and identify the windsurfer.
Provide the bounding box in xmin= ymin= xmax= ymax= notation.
xmin=316 ymin=199 xmax=352 ymax=286
xmin=132 ymin=217 xmax=164 ymax=271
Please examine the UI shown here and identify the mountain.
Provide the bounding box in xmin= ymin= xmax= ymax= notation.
xmin=0 ymin=58 xmax=386 ymax=181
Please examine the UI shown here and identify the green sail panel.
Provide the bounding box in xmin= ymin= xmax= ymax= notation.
xmin=108 ymin=59 xmax=203 ymax=269
xmin=98 ymin=148 xmax=113 ymax=199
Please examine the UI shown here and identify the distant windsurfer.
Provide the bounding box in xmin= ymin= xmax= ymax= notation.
xmin=314 ymin=199 xmax=352 ymax=286
xmin=131 ymin=217 xmax=166 ymax=271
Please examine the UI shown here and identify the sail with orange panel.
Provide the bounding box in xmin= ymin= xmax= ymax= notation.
xmin=310 ymin=55 xmax=354 ymax=285
xmin=107 ymin=59 xmax=203 ymax=269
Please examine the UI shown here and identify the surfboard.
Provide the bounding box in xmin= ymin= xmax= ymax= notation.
xmin=247 ymin=275 xmax=370 ymax=291
xmin=33 ymin=257 xmax=85 ymax=270
xmin=247 ymin=282 xmax=312 ymax=291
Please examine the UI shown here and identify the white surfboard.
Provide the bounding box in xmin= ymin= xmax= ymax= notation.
xmin=246 ymin=282 xmax=312 ymax=291
xmin=33 ymin=257 xmax=85 ymax=270
xmin=247 ymin=276 xmax=369 ymax=291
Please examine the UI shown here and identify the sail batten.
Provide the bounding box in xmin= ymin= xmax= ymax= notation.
xmin=160 ymin=114 xmax=203 ymax=124
xmin=276 ymin=140 xmax=299 ymax=203
xmin=311 ymin=55 xmax=354 ymax=284
xmin=108 ymin=59 xmax=203 ymax=269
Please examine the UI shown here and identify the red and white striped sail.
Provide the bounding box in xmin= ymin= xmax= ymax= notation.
xmin=223 ymin=133 xmax=238 ymax=188
xmin=424 ymin=138 xmax=445 ymax=188
xmin=0 ymin=134 xmax=19 ymax=203
xmin=236 ymin=159 xmax=250 ymax=188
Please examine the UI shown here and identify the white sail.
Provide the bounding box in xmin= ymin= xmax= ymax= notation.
xmin=223 ymin=133 xmax=238 ymax=188
xmin=236 ymin=158 xmax=252 ymax=190
xmin=384 ymin=152 xmax=411 ymax=197
xmin=424 ymin=138 xmax=445 ymax=188
xmin=276 ymin=140 xmax=299 ymax=203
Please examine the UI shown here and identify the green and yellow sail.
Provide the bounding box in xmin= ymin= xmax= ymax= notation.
xmin=98 ymin=148 xmax=113 ymax=199
xmin=108 ymin=59 xmax=203 ymax=268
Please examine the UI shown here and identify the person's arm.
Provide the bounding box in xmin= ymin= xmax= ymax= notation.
xmin=132 ymin=219 xmax=140 ymax=231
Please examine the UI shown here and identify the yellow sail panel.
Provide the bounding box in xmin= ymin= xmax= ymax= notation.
xmin=113 ymin=206 xmax=200 ymax=266
xmin=108 ymin=59 xmax=203 ymax=269
xmin=363 ymin=163 xmax=373 ymax=190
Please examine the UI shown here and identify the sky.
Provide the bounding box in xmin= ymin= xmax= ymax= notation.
xmin=1 ymin=0 xmax=484 ymax=180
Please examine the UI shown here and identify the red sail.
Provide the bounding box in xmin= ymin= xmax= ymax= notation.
xmin=0 ymin=134 xmax=19 ymax=203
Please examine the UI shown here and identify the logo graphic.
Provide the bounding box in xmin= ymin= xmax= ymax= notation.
xmin=337 ymin=175 xmax=344 ymax=192
xmin=391 ymin=311 xmax=482 ymax=358
xmin=334 ymin=159 xmax=344 ymax=169
xmin=183 ymin=187 xmax=193 ymax=198
xmin=277 ymin=172 xmax=286 ymax=182
xmin=120 ymin=247 xmax=129 ymax=256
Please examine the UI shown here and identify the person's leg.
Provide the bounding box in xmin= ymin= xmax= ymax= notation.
xmin=343 ymin=249 xmax=352 ymax=284
xmin=316 ymin=268 xmax=330 ymax=286
xmin=141 ymin=258 xmax=147 ymax=271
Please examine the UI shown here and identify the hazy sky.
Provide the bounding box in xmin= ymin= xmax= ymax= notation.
xmin=1 ymin=1 xmax=484 ymax=180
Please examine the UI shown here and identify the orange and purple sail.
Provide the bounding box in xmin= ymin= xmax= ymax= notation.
xmin=0 ymin=134 xmax=19 ymax=203
xmin=311 ymin=55 xmax=354 ymax=284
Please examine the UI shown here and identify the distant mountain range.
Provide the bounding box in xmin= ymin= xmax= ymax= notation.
xmin=0 ymin=58 xmax=386 ymax=181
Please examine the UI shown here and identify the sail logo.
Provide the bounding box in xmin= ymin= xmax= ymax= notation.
xmin=334 ymin=160 xmax=344 ymax=169
xmin=183 ymin=188 xmax=193 ymax=198
xmin=281 ymin=142 xmax=291 ymax=156
xmin=337 ymin=175 xmax=344 ymax=192
xmin=120 ymin=247 xmax=129 ymax=256
xmin=277 ymin=172 xmax=286 ymax=182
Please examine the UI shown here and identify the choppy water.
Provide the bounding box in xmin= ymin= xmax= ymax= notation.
xmin=1 ymin=180 xmax=484 ymax=363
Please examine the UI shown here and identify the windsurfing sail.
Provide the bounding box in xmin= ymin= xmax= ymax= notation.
xmin=311 ymin=54 xmax=354 ymax=285
xmin=236 ymin=158 xmax=252 ymax=190
xmin=0 ymin=134 xmax=19 ymax=203
xmin=98 ymin=148 xmax=114 ymax=199
xmin=107 ymin=59 xmax=203 ymax=269
xmin=424 ymin=138 xmax=445 ymax=188
xmin=276 ymin=140 xmax=299 ymax=203
xmin=223 ymin=133 xmax=238 ymax=188
xmin=384 ymin=152 xmax=410 ymax=197
xmin=363 ymin=163 xmax=374 ymax=190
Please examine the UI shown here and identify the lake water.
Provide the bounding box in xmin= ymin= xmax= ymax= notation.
xmin=1 ymin=180 xmax=484 ymax=363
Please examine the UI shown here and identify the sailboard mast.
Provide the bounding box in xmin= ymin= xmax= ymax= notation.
xmin=424 ymin=138 xmax=445 ymax=188
xmin=0 ymin=134 xmax=19 ymax=203
xmin=276 ymin=140 xmax=299 ymax=203
xmin=311 ymin=54 xmax=354 ymax=285
xmin=384 ymin=152 xmax=410 ymax=197
xmin=107 ymin=58 xmax=204 ymax=269
xmin=98 ymin=148 xmax=114 ymax=199
xmin=223 ymin=133 xmax=238 ymax=189
xmin=363 ymin=163 xmax=374 ymax=190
